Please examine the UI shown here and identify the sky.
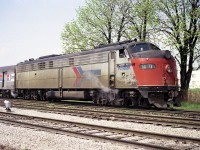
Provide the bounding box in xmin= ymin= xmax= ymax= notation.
xmin=0 ymin=0 xmax=85 ymax=66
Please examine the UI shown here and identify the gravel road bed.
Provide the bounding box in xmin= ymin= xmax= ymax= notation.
xmin=0 ymin=123 xmax=137 ymax=150
xmin=0 ymin=106 xmax=199 ymax=150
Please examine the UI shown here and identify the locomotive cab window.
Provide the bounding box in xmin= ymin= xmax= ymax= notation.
xmin=150 ymin=44 xmax=160 ymax=50
xmin=129 ymin=43 xmax=149 ymax=53
xmin=129 ymin=43 xmax=161 ymax=54
xmin=119 ymin=49 xmax=125 ymax=58
xmin=119 ymin=49 xmax=130 ymax=58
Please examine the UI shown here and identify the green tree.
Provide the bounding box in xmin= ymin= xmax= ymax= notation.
xmin=157 ymin=0 xmax=200 ymax=100
xmin=61 ymin=0 xmax=130 ymax=53
xmin=61 ymin=0 xmax=158 ymax=53
xmin=61 ymin=21 xmax=87 ymax=53
xmin=124 ymin=0 xmax=158 ymax=41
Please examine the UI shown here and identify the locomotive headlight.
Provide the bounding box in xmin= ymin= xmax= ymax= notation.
xmin=140 ymin=64 xmax=156 ymax=69
xmin=165 ymin=64 xmax=172 ymax=73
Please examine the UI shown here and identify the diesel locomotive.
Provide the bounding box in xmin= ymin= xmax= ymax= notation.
xmin=0 ymin=40 xmax=179 ymax=108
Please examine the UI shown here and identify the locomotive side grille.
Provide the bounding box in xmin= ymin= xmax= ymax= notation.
xmin=49 ymin=61 xmax=53 ymax=68
xmin=38 ymin=62 xmax=45 ymax=70
xmin=16 ymin=52 xmax=109 ymax=73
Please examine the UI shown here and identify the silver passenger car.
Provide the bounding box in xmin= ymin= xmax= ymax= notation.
xmin=0 ymin=65 xmax=16 ymax=98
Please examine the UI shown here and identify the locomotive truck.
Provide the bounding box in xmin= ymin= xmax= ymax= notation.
xmin=0 ymin=40 xmax=179 ymax=108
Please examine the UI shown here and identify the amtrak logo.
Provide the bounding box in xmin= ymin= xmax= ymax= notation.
xmin=72 ymin=66 xmax=101 ymax=87
xmin=72 ymin=66 xmax=101 ymax=77
xmin=117 ymin=63 xmax=131 ymax=70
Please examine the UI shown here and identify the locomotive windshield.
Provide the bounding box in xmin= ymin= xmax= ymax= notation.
xmin=129 ymin=43 xmax=160 ymax=53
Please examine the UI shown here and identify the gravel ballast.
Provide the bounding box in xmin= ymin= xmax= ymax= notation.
xmin=0 ymin=123 xmax=137 ymax=150
xmin=0 ymin=107 xmax=199 ymax=150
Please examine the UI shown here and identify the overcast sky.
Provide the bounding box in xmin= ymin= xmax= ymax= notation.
xmin=0 ymin=0 xmax=85 ymax=66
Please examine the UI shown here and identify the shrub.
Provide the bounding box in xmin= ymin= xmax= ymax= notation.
xmin=188 ymin=88 xmax=200 ymax=103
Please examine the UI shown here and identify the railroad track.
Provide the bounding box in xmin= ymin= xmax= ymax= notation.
xmin=0 ymin=112 xmax=199 ymax=150
xmin=7 ymin=101 xmax=200 ymax=130
xmin=6 ymin=99 xmax=200 ymax=119
xmin=0 ymin=101 xmax=200 ymax=130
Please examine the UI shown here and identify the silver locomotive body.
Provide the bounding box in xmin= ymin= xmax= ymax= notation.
xmin=16 ymin=41 xmax=137 ymax=105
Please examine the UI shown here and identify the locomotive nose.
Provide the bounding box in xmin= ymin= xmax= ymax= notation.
xmin=131 ymin=49 xmax=177 ymax=86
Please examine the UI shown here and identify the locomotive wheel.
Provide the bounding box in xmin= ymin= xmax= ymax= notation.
xmin=97 ymin=92 xmax=110 ymax=105
xmin=23 ymin=90 xmax=30 ymax=100
xmin=130 ymin=98 xmax=139 ymax=107
xmin=140 ymin=98 xmax=151 ymax=108
xmin=124 ymin=97 xmax=138 ymax=107
xmin=2 ymin=91 xmax=6 ymax=98
xmin=93 ymin=98 xmax=97 ymax=104
xmin=2 ymin=91 xmax=11 ymax=98
xmin=96 ymin=95 xmax=102 ymax=105
xmin=96 ymin=91 xmax=107 ymax=105
xmin=41 ymin=93 xmax=46 ymax=100
xmin=92 ymin=91 xmax=98 ymax=104
xmin=124 ymin=98 xmax=129 ymax=107
xmin=30 ymin=90 xmax=39 ymax=100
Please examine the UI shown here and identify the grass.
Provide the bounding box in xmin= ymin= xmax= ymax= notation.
xmin=174 ymin=88 xmax=200 ymax=111
xmin=176 ymin=101 xmax=200 ymax=111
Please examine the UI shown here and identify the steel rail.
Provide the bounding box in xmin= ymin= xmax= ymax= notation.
xmin=0 ymin=118 xmax=172 ymax=150
xmin=11 ymin=104 xmax=200 ymax=129
xmin=0 ymin=112 xmax=199 ymax=144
